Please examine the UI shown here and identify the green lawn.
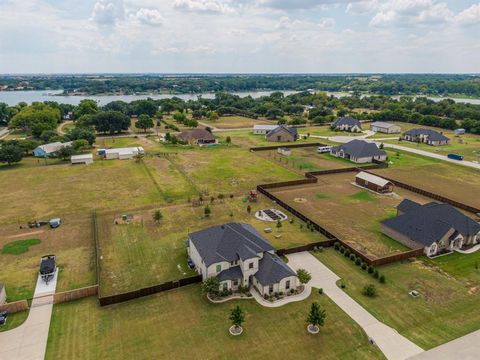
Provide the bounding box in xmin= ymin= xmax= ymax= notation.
xmin=1 ymin=238 xmax=41 ymax=255
xmin=46 ymin=285 xmax=384 ymax=360
xmin=0 ymin=311 xmax=28 ymax=332
xmin=313 ymin=249 xmax=480 ymax=349
xmin=347 ymin=191 xmax=376 ymax=202
xmin=215 ymin=130 xmax=319 ymax=149
xmin=426 ymin=251 xmax=480 ymax=284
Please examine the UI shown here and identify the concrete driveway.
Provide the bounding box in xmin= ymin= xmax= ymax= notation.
xmin=286 ymin=252 xmax=424 ymax=360
xmin=0 ymin=269 xmax=58 ymax=360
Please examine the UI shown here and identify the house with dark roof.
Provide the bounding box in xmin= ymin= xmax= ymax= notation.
xmin=331 ymin=116 xmax=362 ymax=133
xmin=402 ymin=128 xmax=450 ymax=146
xmin=187 ymin=223 xmax=298 ymax=295
xmin=330 ymin=139 xmax=387 ymax=163
xmin=381 ymin=200 xmax=480 ymax=257
xmin=265 ymin=125 xmax=298 ymax=142
xmin=178 ymin=128 xmax=216 ymax=146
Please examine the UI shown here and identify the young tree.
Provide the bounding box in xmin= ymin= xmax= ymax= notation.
xmin=208 ymin=111 xmax=219 ymax=122
xmin=246 ymin=205 xmax=251 ymax=214
xmin=225 ymin=136 xmax=231 ymax=144
xmin=152 ymin=210 xmax=163 ymax=224
xmin=204 ymin=205 xmax=211 ymax=217
xmin=276 ymin=219 xmax=282 ymax=231
xmin=55 ymin=145 xmax=74 ymax=161
xmin=201 ymin=277 xmax=220 ymax=297
xmin=296 ymin=269 xmax=312 ymax=285
xmin=306 ymin=302 xmax=326 ymax=333
xmin=0 ymin=143 xmax=23 ymax=165
xmin=135 ymin=114 xmax=154 ymax=133
xmin=229 ymin=306 xmax=245 ymax=332
xmin=362 ymin=284 xmax=377 ymax=297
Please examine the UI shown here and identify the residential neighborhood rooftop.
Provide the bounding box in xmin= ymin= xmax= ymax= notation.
xmin=403 ymin=128 xmax=450 ymax=142
xmin=331 ymin=139 xmax=386 ymax=159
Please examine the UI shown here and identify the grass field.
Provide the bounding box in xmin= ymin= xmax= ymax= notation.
xmin=314 ymin=249 xmax=480 ymax=349
xmin=0 ymin=311 xmax=28 ymax=333
xmin=426 ymin=251 xmax=480 ymax=284
xmin=202 ymin=115 xmax=275 ymax=129
xmin=269 ymin=172 xmax=437 ymax=258
xmin=98 ymin=196 xmax=326 ymax=295
xmin=45 ymin=285 xmax=384 ymax=360
xmin=0 ymin=213 xmax=96 ymax=301
xmin=298 ymin=125 xmax=365 ymax=138
xmin=215 ymin=129 xmax=318 ymax=149
xmin=375 ymin=150 xmax=480 ymax=209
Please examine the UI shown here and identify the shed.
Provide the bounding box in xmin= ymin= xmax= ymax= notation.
xmin=355 ymin=172 xmax=394 ymax=194
xmin=277 ymin=147 xmax=291 ymax=156
xmin=104 ymin=147 xmax=144 ymax=160
xmin=0 ymin=283 xmax=6 ymax=305
xmin=32 ymin=141 xmax=73 ymax=158
xmin=454 ymin=128 xmax=466 ymax=135
xmin=71 ymin=154 xmax=93 ymax=165
xmin=370 ymin=122 xmax=401 ymax=134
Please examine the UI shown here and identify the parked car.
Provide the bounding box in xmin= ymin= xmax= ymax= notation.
xmin=40 ymin=254 xmax=56 ymax=284
xmin=49 ymin=218 xmax=61 ymax=228
xmin=187 ymin=258 xmax=195 ymax=269
xmin=0 ymin=311 xmax=8 ymax=326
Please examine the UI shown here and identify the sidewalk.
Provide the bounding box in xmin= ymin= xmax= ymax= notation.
xmin=0 ymin=269 xmax=58 ymax=360
xmin=286 ymin=252 xmax=424 ymax=360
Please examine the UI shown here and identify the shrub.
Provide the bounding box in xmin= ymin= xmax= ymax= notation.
xmin=355 ymin=258 xmax=361 ymax=266
xmin=379 ymin=274 xmax=386 ymax=283
xmin=362 ymin=284 xmax=377 ymax=297
xmin=350 ymin=254 xmax=356 ymax=261
xmin=344 ymin=249 xmax=350 ymax=257
xmin=279 ymin=292 xmax=284 ymax=296
xmin=340 ymin=283 xmax=346 ymax=289
xmin=318 ymin=288 xmax=323 ymax=295
xmin=334 ymin=242 xmax=340 ymax=250
xmin=368 ymin=266 xmax=374 ymax=274
xmin=373 ymin=270 xmax=379 ymax=279
xmin=339 ymin=247 xmax=345 ymax=254
xmin=297 ymin=269 xmax=312 ymax=284
xmin=263 ymin=294 xmax=269 ymax=300
xmin=361 ymin=263 xmax=367 ymax=270
xmin=290 ymin=288 xmax=295 ymax=294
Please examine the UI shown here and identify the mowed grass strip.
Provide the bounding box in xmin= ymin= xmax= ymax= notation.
xmin=314 ymin=249 xmax=480 ymax=349
xmin=45 ymin=285 xmax=384 ymax=360
xmin=347 ymin=191 xmax=377 ymax=202
xmin=2 ymin=238 xmax=41 ymax=255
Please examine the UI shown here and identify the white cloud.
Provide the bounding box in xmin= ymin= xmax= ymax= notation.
xmin=130 ymin=8 xmax=164 ymax=26
xmin=455 ymin=3 xmax=480 ymax=26
xmin=346 ymin=1 xmax=378 ymax=15
xmin=318 ymin=17 xmax=335 ymax=29
xmin=90 ymin=0 xmax=125 ymax=26
xmin=173 ymin=0 xmax=234 ymax=14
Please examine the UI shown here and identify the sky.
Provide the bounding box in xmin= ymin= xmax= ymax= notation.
xmin=0 ymin=0 xmax=479 ymax=73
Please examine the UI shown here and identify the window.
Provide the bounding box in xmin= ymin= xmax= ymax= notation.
xmin=269 ymin=285 xmax=273 ymax=293
xmin=223 ymin=283 xmax=228 ymax=291
xmin=286 ymin=280 xmax=290 ymax=290
xmin=230 ymin=261 xmax=235 ymax=266
xmin=216 ymin=265 xmax=221 ymax=273
xmin=249 ymin=262 xmax=254 ymax=269
xmin=233 ymin=279 xmax=238 ymax=286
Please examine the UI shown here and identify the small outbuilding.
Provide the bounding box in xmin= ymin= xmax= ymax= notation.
xmin=277 ymin=147 xmax=291 ymax=156
xmin=32 ymin=141 xmax=73 ymax=158
xmin=0 ymin=283 xmax=6 ymax=304
xmin=355 ymin=172 xmax=394 ymax=194
xmin=104 ymin=147 xmax=144 ymax=160
xmin=370 ymin=122 xmax=401 ymax=134
xmin=71 ymin=154 xmax=93 ymax=165
xmin=454 ymin=128 xmax=466 ymax=135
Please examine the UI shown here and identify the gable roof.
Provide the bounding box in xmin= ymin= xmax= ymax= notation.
xmin=255 ymin=252 xmax=296 ymax=286
xmin=397 ymin=199 xmax=423 ymax=214
xmin=403 ymin=128 xmax=449 ymax=142
xmin=331 ymin=139 xmax=386 ymax=159
xmin=356 ymin=172 xmax=392 ymax=187
xmin=371 ymin=122 xmax=400 ymax=129
xmin=35 ymin=141 xmax=72 ymax=154
xmin=332 ymin=116 xmax=361 ymax=128
xmin=253 ymin=125 xmax=279 ymax=131
xmin=217 ymin=266 xmax=243 ymax=282
xmin=189 ymin=223 xmax=274 ymax=267
xmin=266 ymin=125 xmax=298 ymax=138
xmin=179 ymin=129 xmax=215 ymax=142
xmin=382 ymin=201 xmax=480 ymax=247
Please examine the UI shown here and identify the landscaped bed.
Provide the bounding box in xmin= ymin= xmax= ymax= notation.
xmin=313 ymin=248 xmax=480 ymax=349
xmin=45 ymin=285 xmax=384 ymax=360
xmin=269 ymin=172 xmax=436 ymax=259
xmin=97 ymin=196 xmax=327 ymax=296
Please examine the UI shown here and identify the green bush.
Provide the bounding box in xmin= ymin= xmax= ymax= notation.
xmin=361 ymin=263 xmax=367 ymax=270
xmin=334 ymin=242 xmax=340 ymax=250
xmin=339 ymin=246 xmax=345 ymax=254
xmin=318 ymin=288 xmax=323 ymax=295
xmin=344 ymin=249 xmax=350 ymax=257
xmin=379 ymin=274 xmax=386 ymax=283
xmin=362 ymin=284 xmax=377 ymax=297
xmin=355 ymin=258 xmax=361 ymax=265
xmin=373 ymin=270 xmax=379 ymax=279
xmin=350 ymin=254 xmax=356 ymax=261
xmin=368 ymin=266 xmax=374 ymax=274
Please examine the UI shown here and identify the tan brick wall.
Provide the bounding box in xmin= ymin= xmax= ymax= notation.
xmin=0 ymin=300 xmax=29 ymax=313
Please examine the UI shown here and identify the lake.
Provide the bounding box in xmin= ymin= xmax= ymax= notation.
xmin=0 ymin=90 xmax=479 ymax=106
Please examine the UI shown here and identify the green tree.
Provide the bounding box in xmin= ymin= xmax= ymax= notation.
xmin=17 ymin=139 xmax=40 ymax=155
xmin=208 ymin=111 xmax=219 ymax=121
xmin=55 ymin=145 xmax=75 ymax=161
xmin=276 ymin=219 xmax=282 ymax=230
xmin=173 ymin=112 xmax=187 ymax=124
xmin=152 ymin=210 xmax=163 ymax=223
xmin=246 ymin=205 xmax=251 ymax=214
xmin=229 ymin=306 xmax=245 ymax=331
xmin=306 ymin=302 xmax=326 ymax=332
xmin=226 ymin=136 xmax=231 ymax=144
xmin=91 ymin=111 xmax=130 ymax=134
xmin=67 ymin=127 xmax=96 ymax=145
xmin=201 ymin=277 xmax=220 ymax=296
xmin=9 ymin=103 xmax=60 ymax=135
xmin=296 ymin=269 xmax=312 ymax=285
xmin=0 ymin=143 xmax=23 ymax=165
xmin=135 ymin=114 xmax=154 ymax=133
xmin=73 ymin=99 xmax=98 ymax=119
xmin=363 ymin=284 xmax=377 ymax=297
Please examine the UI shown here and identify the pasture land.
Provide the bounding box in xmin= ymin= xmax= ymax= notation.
xmin=0 ymin=213 xmax=95 ymax=301
xmin=314 ymin=249 xmax=480 ymax=349
xmin=98 ymin=196 xmax=326 ymax=295
xmin=269 ymin=172 xmax=436 ymax=258
xmin=215 ymin=129 xmax=318 ymax=149
xmin=45 ymin=285 xmax=384 ymax=360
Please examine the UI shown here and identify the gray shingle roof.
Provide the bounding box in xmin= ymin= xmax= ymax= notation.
xmin=179 ymin=129 xmax=215 ymax=142
xmin=266 ymin=125 xmax=298 ymax=138
xmin=331 ymin=139 xmax=386 ymax=159
xmin=217 ymin=266 xmax=243 ymax=282
xmin=332 ymin=116 xmax=361 ymax=128
xmin=397 ymin=199 xmax=423 ymax=213
xmin=255 ymin=252 xmax=296 ymax=286
xmin=382 ymin=201 xmax=480 ymax=247
xmin=371 ymin=122 xmax=399 ymax=129
xmin=189 ymin=223 xmax=274 ymax=267
xmin=403 ymin=128 xmax=449 ymax=142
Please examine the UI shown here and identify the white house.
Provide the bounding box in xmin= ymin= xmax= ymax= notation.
xmin=71 ymin=154 xmax=93 ymax=165
xmin=381 ymin=199 xmax=480 ymax=257
xmin=330 ymin=139 xmax=387 ymax=163
xmin=402 ymin=129 xmax=449 ymax=146
xmin=253 ymin=125 xmax=279 ymax=135
xmin=370 ymin=122 xmax=401 ymax=134
xmin=104 ymin=147 xmax=144 ymax=160
xmin=187 ymin=223 xmax=298 ymax=296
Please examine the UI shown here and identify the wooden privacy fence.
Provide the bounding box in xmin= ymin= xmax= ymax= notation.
xmin=99 ymin=275 xmax=202 ymax=307
xmin=250 ymin=142 xmax=327 ymax=152
xmin=54 ymin=285 xmax=99 ymax=304
xmin=0 ymin=300 xmax=29 ymax=313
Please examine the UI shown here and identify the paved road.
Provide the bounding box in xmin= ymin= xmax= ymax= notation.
xmin=0 ymin=127 xmax=10 ymax=140
xmin=0 ymin=270 xmax=58 ymax=360
xmin=408 ymin=329 xmax=480 ymax=360
xmin=286 ymin=252 xmax=424 ymax=360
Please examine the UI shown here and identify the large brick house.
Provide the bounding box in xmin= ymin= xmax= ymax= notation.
xmin=330 ymin=139 xmax=387 ymax=163
xmin=331 ymin=116 xmax=362 ymax=133
xmin=381 ymin=199 xmax=480 ymax=257
xmin=402 ymin=129 xmax=449 ymax=146
xmin=187 ymin=223 xmax=298 ymax=295
xmin=265 ymin=125 xmax=298 ymax=142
